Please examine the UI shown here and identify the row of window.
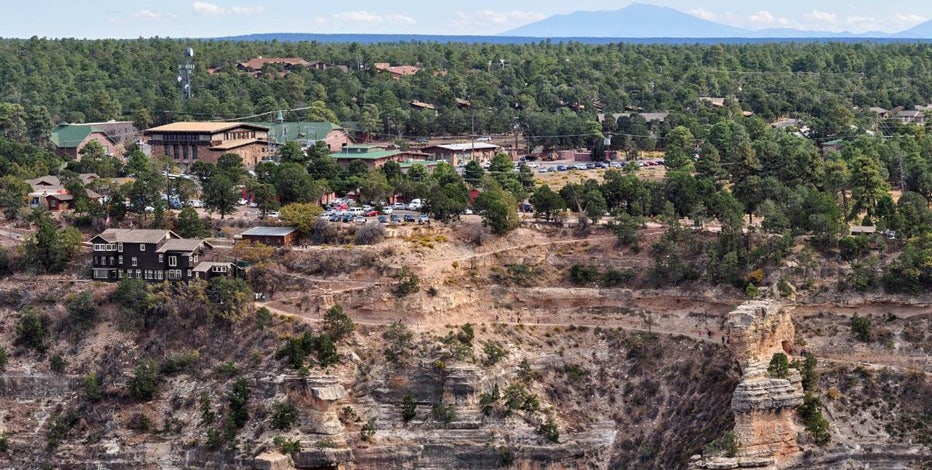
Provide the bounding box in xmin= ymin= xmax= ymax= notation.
xmin=92 ymin=242 xmax=151 ymax=252
xmin=165 ymin=144 xmax=200 ymax=160
xmin=224 ymin=131 xmax=256 ymax=140
xmin=92 ymin=268 xmax=187 ymax=280
xmin=94 ymin=254 xmax=194 ymax=267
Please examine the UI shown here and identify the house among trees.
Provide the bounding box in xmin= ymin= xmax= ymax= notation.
xmin=50 ymin=121 xmax=139 ymax=159
xmin=239 ymin=226 xmax=297 ymax=247
xmin=331 ymin=145 xmax=434 ymax=169
xmin=144 ymin=122 xmax=271 ymax=168
xmin=90 ymin=229 xmax=235 ymax=282
xmin=421 ymin=143 xmax=500 ymax=166
xmin=26 ymin=174 xmax=101 ymax=211
xmin=374 ymin=63 xmax=420 ymax=79
xmin=897 ymin=110 xmax=925 ymax=124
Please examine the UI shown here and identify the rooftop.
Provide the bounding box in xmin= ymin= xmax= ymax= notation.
xmin=93 ymin=229 xmax=176 ymax=244
xmin=157 ymin=239 xmax=205 ymax=253
xmin=145 ymin=122 xmax=269 ymax=134
xmin=423 ymin=143 xmax=500 ymax=152
xmin=332 ymin=150 xmax=402 ymax=160
xmin=241 ymin=226 xmax=297 ymax=237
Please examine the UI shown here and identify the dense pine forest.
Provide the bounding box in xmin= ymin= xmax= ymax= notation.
xmin=3 ymin=38 xmax=932 ymax=293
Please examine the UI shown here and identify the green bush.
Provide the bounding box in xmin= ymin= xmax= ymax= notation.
xmin=431 ymin=404 xmax=456 ymax=425
xmin=323 ymin=304 xmax=355 ymax=341
xmin=46 ymin=408 xmax=79 ymax=450
xmin=49 ymin=353 xmax=67 ymax=374
xmin=402 ymin=394 xmax=417 ymax=423
xmin=15 ymin=308 xmax=49 ymax=354
xmin=255 ymin=307 xmax=272 ymax=329
xmin=767 ymin=353 xmax=790 ymax=379
xmin=160 ymin=350 xmax=200 ymax=375
xmin=482 ymin=341 xmax=508 ymax=366
xmin=128 ymin=359 xmax=160 ymax=401
xmin=0 ymin=432 xmax=8 ymax=452
xmin=0 ymin=346 xmax=7 ymax=370
xmin=65 ymin=291 xmax=98 ymax=330
xmin=82 ymin=372 xmax=103 ymax=402
xmin=226 ymin=377 xmax=250 ymax=429
xmin=536 ymin=416 xmax=560 ymax=443
xmin=850 ymin=314 xmax=871 ymax=342
xmin=273 ymin=435 xmax=302 ymax=455
xmin=269 ymin=401 xmax=297 ymax=430
xmin=393 ymin=266 xmax=420 ymax=298
xmin=360 ymin=418 xmax=377 ymax=441
xmin=569 ymin=265 xmax=599 ymax=285
xmin=799 ymin=393 xmax=830 ymax=445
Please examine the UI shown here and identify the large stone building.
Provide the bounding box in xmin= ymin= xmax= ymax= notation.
xmin=144 ymin=122 xmax=271 ymax=168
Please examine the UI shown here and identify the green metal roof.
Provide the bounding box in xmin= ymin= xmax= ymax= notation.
xmin=331 ymin=150 xmax=402 ymax=160
xmin=254 ymin=121 xmax=342 ymax=144
xmin=398 ymin=160 xmax=439 ymax=167
xmin=50 ymin=125 xmax=94 ymax=148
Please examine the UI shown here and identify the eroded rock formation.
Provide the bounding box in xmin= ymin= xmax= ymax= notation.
xmin=692 ymin=301 xmax=804 ymax=470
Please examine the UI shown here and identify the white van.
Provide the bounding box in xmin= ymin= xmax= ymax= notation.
xmin=348 ymin=207 xmax=364 ymax=216
xmin=408 ymin=199 xmax=423 ymax=211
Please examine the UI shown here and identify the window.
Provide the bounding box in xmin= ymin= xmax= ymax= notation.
xmin=169 ymin=256 xmax=177 ymax=267
xmin=156 ymin=270 xmax=164 ymax=280
xmin=212 ymin=265 xmax=228 ymax=273
xmin=193 ymin=254 xmax=198 ymax=263
xmin=131 ymin=257 xmax=137 ymax=267
xmin=187 ymin=269 xmax=192 ymax=279
xmin=145 ymin=270 xmax=152 ymax=280
xmin=136 ymin=270 xmax=141 ymax=278
xmin=93 ymin=269 xmax=109 ymax=279
xmin=118 ymin=255 xmax=123 ymax=265
xmin=140 ymin=244 xmax=145 ymax=251
xmin=192 ymin=145 xmax=198 ymax=160
xmin=158 ymin=254 xmax=163 ymax=263
xmin=118 ymin=242 xmax=123 ymax=252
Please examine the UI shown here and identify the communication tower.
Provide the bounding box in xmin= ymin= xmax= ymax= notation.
xmin=178 ymin=47 xmax=195 ymax=101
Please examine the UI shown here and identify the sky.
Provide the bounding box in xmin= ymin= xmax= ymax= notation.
xmin=2 ymin=1 xmax=932 ymax=39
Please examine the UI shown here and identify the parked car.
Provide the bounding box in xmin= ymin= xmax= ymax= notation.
xmin=381 ymin=207 xmax=394 ymax=215
xmin=378 ymin=215 xmax=388 ymax=224
xmin=187 ymin=199 xmax=203 ymax=208
xmin=353 ymin=216 xmax=366 ymax=224
xmin=364 ymin=209 xmax=379 ymax=217
xmin=237 ymin=198 xmax=248 ymax=206
xmin=348 ymin=207 xmax=364 ymax=216
xmin=417 ymin=214 xmax=430 ymax=224
xmin=476 ymin=135 xmax=492 ymax=142
xmin=390 ymin=214 xmax=402 ymax=223
xmin=403 ymin=214 xmax=416 ymax=223
xmin=330 ymin=214 xmax=342 ymax=222
xmin=408 ymin=199 xmax=423 ymax=211
xmin=341 ymin=214 xmax=353 ymax=223
xmin=392 ymin=202 xmax=407 ymax=210
xmin=266 ymin=211 xmax=280 ymax=218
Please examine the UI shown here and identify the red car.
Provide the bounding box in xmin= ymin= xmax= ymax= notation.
xmin=364 ymin=209 xmax=379 ymax=217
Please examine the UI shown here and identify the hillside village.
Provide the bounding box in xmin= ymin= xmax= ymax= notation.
xmin=0 ymin=38 xmax=929 ymax=469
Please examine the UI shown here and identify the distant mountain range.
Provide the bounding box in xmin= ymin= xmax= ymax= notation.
xmin=215 ymin=3 xmax=932 ymax=45
xmin=501 ymin=3 xmax=932 ymax=39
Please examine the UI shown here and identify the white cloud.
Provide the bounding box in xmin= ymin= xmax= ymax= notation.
xmin=132 ymin=10 xmax=164 ymax=20
xmin=332 ymin=11 xmax=416 ymax=25
xmin=749 ymin=10 xmax=790 ymax=27
xmin=804 ymin=10 xmax=838 ymax=25
xmin=690 ymin=9 xmax=716 ymax=21
xmin=192 ymin=2 xmax=265 ymax=17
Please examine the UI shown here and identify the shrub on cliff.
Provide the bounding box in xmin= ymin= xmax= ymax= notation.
xmin=767 ymin=353 xmax=790 ymax=379
xmin=850 ymin=314 xmax=872 ymax=342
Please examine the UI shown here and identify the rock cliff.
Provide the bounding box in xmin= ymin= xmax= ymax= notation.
xmin=691 ymin=301 xmax=804 ymax=470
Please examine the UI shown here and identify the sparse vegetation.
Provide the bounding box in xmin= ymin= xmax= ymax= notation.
xmin=850 ymin=314 xmax=872 ymax=342
xmin=269 ymin=401 xmax=297 ymax=430
xmin=128 ymin=358 xmax=160 ymax=401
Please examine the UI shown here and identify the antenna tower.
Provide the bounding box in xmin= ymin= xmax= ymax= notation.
xmin=178 ymin=47 xmax=195 ymax=101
